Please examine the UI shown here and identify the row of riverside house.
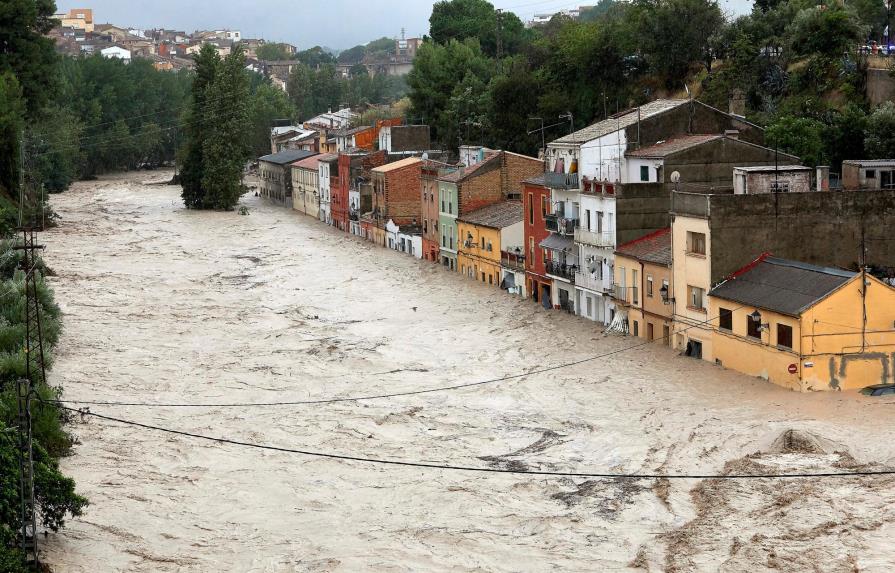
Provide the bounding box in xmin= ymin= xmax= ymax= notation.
xmin=257 ymin=99 xmax=895 ymax=394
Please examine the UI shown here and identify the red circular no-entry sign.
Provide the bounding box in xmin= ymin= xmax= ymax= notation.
xmin=788 ymin=364 xmax=798 ymax=374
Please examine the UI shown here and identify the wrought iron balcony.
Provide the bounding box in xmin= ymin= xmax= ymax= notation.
xmin=544 ymin=172 xmax=580 ymax=190
xmin=546 ymin=260 xmax=577 ymax=283
xmin=545 ymin=214 xmax=577 ymax=235
xmin=574 ymin=227 xmax=614 ymax=248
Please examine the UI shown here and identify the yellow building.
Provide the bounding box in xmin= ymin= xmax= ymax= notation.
xmin=56 ymin=8 xmax=94 ymax=33
xmin=708 ymin=255 xmax=895 ymax=391
xmin=613 ymin=228 xmax=673 ymax=344
xmin=457 ymin=202 xmax=523 ymax=287
xmin=671 ymin=213 xmax=714 ymax=360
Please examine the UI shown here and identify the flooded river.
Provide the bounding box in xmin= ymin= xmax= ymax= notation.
xmin=41 ymin=172 xmax=895 ymax=572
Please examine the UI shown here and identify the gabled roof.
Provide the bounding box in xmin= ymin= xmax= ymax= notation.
xmin=709 ymin=255 xmax=857 ymax=317
xmin=615 ymin=228 xmax=671 ymax=266
xmin=438 ymin=152 xmax=501 ymax=183
xmin=551 ymin=99 xmax=690 ymax=145
xmin=259 ymin=149 xmax=317 ymax=165
xmin=458 ymin=201 xmax=522 ymax=229
xmin=292 ymin=155 xmax=321 ymax=170
xmin=625 ymin=135 xmax=722 ymax=158
xmin=372 ymin=157 xmax=421 ymax=174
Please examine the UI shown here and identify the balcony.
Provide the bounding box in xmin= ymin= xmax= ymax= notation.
xmin=544 ymin=172 xmax=580 ymax=190
xmin=574 ymin=227 xmax=614 ymax=248
xmin=545 ymin=214 xmax=577 ymax=235
xmin=575 ymin=270 xmax=607 ymax=293
xmin=500 ymin=251 xmax=526 ymax=272
xmin=349 ymin=210 xmax=359 ymax=221
xmin=613 ymin=284 xmax=639 ymax=306
xmin=546 ymin=260 xmax=577 ymax=283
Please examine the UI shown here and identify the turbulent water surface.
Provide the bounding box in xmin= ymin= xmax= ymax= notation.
xmin=41 ymin=172 xmax=895 ymax=572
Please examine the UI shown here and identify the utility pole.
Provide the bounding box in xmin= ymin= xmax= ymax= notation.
xmin=496 ymin=9 xmax=503 ymax=59
xmin=12 ymin=228 xmax=47 ymax=570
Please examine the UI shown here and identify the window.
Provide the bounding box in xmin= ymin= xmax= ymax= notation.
xmin=487 ymin=240 xmax=493 ymax=252
xmin=640 ymin=165 xmax=649 ymax=182
xmin=481 ymin=271 xmax=486 ymax=282
xmin=586 ymin=296 xmax=593 ymax=317
xmin=687 ymin=232 xmax=706 ymax=255
xmin=777 ymin=324 xmax=793 ymax=349
xmin=529 ymin=237 xmax=535 ymax=268
xmin=688 ymin=286 xmax=705 ymax=311
xmin=632 ymin=269 xmax=639 ymax=305
xmin=719 ymin=307 xmax=733 ymax=331
xmin=488 ymin=274 xmax=493 ymax=285
xmin=584 ymin=209 xmax=591 ymax=230
xmin=541 ymin=195 xmax=549 ymax=218
xmin=528 ymin=193 xmax=534 ymax=225
xmin=441 ymin=199 xmax=445 ymax=212
xmin=747 ymin=315 xmax=762 ymax=339
xmin=481 ymin=236 xmax=486 ymax=250
xmin=866 ymin=169 xmax=877 ymax=179
xmin=770 ymin=180 xmax=790 ymax=193
xmin=647 ymin=276 xmax=654 ymax=298
xmin=633 ymin=320 xmax=639 ymax=337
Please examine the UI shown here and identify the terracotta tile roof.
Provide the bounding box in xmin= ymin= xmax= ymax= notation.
xmin=615 ymin=228 xmax=672 ymax=266
xmin=437 ymin=152 xmax=501 ymax=183
xmin=371 ymin=157 xmax=422 ymax=174
xmin=292 ymin=155 xmax=322 ymax=170
xmin=458 ymin=201 xmax=522 ymax=229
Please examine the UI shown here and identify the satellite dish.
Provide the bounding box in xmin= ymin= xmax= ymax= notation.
xmin=670 ymin=171 xmax=681 ymax=184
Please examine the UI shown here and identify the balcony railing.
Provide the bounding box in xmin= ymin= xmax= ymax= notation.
xmin=574 ymin=227 xmax=614 ymax=248
xmin=613 ymin=284 xmax=639 ymax=305
xmin=545 ymin=214 xmax=577 ymax=235
xmin=501 ymin=251 xmax=526 ymax=271
xmin=544 ymin=172 xmax=579 ymax=190
xmin=546 ymin=261 xmax=577 ymax=283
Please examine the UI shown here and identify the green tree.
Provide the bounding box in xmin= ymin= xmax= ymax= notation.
xmin=766 ymin=115 xmax=827 ymax=166
xmin=0 ymin=73 xmax=25 ymax=203
xmin=787 ymin=4 xmax=866 ymax=59
xmin=180 ymin=45 xmax=221 ymax=208
xmin=338 ymin=45 xmax=366 ymax=64
xmin=200 ymin=45 xmax=251 ymax=210
xmin=248 ymin=81 xmax=294 ymax=158
xmin=286 ymin=61 xmax=313 ymax=119
xmin=635 ymin=0 xmax=724 ymax=82
xmin=0 ymin=0 xmax=58 ymax=118
xmin=865 ymin=101 xmax=895 ymax=158
xmin=256 ymin=43 xmax=292 ymax=61
xmin=430 ymin=0 xmax=528 ymax=57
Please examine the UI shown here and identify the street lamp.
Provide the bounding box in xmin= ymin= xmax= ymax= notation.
xmin=750 ymin=310 xmax=770 ymax=332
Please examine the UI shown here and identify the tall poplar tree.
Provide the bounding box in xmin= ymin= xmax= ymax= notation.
xmin=201 ymin=45 xmax=251 ymax=210
xmin=179 ymin=45 xmax=220 ymax=208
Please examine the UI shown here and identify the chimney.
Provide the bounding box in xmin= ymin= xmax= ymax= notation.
xmin=724 ymin=129 xmax=739 ymax=140
xmin=816 ymin=166 xmax=830 ymax=192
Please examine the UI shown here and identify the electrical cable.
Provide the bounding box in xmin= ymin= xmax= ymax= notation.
xmin=52 ymin=306 xmax=738 ymax=408
xmin=57 ymin=403 xmax=895 ymax=481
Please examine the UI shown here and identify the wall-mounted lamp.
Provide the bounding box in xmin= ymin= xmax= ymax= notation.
xmin=750 ymin=310 xmax=770 ymax=332
xmin=660 ymin=284 xmax=675 ymax=305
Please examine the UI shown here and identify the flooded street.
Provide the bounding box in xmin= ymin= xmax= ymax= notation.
xmin=41 ymin=171 xmax=895 ymax=572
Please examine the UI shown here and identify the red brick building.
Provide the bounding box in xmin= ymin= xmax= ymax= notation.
xmin=523 ymin=176 xmax=553 ymax=308
xmin=371 ymin=157 xmax=423 ymax=226
xmin=335 ymin=150 xmax=386 ymax=232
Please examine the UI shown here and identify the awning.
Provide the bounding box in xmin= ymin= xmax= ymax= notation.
xmin=539 ymin=234 xmax=574 ymax=252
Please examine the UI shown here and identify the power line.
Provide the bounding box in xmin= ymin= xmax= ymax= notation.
xmin=58 ymin=404 xmax=895 ymax=481
xmin=53 ymin=307 xmax=739 ymax=409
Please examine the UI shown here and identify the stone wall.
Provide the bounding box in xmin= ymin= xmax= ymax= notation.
xmin=708 ymin=189 xmax=895 ymax=282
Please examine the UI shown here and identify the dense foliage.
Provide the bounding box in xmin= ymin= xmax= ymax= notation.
xmin=180 ymin=45 xmax=252 ymax=210
xmin=409 ymin=0 xmax=895 ymax=169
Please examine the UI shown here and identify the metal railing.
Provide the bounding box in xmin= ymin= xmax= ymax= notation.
xmin=546 ymin=261 xmax=577 ymax=283
xmin=545 ymin=214 xmax=576 ymax=235
xmin=544 ymin=172 xmax=579 ymax=190
xmin=575 ymin=270 xmax=606 ymax=293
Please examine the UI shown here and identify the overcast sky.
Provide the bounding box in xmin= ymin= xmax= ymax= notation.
xmin=58 ymin=0 xmax=755 ymax=50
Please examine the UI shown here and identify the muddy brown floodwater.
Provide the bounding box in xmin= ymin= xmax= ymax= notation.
xmin=39 ymin=171 xmax=895 ymax=572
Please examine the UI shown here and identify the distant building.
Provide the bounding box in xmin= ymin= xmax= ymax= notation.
xmin=380 ymin=125 xmax=430 ymax=155
xmin=457 ymin=201 xmax=524 ymax=290
xmin=318 ymin=154 xmax=339 ymax=227
xmin=55 ymin=8 xmax=94 ymax=33
xmin=842 ymin=160 xmax=895 ymax=190
xmin=369 ymin=157 xmax=424 ymax=247
xmin=258 ymin=149 xmax=318 ymax=206
xmin=613 ymin=228 xmax=672 ymax=344
xmin=270 ymin=126 xmax=319 ymax=154
xmin=291 ymin=155 xmax=322 ymax=219
xmin=733 ymin=165 xmax=813 ymax=194
xmin=708 ymin=255 xmax=895 ymax=391
xmin=101 ymin=46 xmax=131 ymax=62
